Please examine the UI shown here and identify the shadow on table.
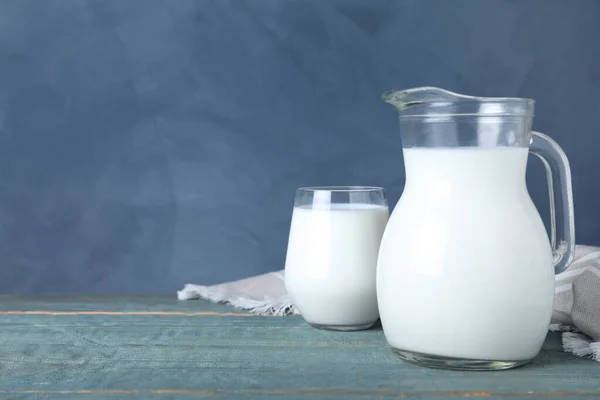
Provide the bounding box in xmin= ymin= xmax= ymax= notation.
xmin=369 ymin=319 xmax=383 ymax=330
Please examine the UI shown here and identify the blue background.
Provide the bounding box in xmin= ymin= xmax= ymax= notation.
xmin=1 ymin=0 xmax=599 ymax=294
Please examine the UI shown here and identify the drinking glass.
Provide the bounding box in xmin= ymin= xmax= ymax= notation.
xmin=284 ymin=186 xmax=389 ymax=331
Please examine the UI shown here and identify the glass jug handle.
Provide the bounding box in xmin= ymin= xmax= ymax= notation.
xmin=529 ymin=131 xmax=575 ymax=274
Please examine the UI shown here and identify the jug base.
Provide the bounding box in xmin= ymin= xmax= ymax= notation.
xmin=308 ymin=322 xmax=375 ymax=331
xmin=393 ymin=348 xmax=533 ymax=371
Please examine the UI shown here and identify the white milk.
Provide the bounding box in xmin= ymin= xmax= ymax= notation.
xmin=377 ymin=147 xmax=554 ymax=361
xmin=285 ymin=203 xmax=389 ymax=327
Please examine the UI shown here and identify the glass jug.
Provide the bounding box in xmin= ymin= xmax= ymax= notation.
xmin=377 ymin=87 xmax=575 ymax=370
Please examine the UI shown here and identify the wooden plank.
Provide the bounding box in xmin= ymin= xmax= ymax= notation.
xmin=0 ymin=295 xmax=246 ymax=314
xmin=0 ymin=297 xmax=598 ymax=399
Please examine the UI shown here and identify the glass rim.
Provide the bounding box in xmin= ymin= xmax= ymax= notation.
xmin=383 ymin=87 xmax=535 ymax=118
xmin=297 ymin=186 xmax=385 ymax=193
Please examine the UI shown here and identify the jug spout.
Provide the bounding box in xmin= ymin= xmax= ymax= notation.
xmin=382 ymin=86 xmax=534 ymax=117
xmin=382 ymin=87 xmax=475 ymax=110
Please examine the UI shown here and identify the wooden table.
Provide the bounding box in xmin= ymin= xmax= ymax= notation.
xmin=1 ymin=296 xmax=599 ymax=399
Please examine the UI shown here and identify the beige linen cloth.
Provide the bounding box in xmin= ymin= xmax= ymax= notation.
xmin=178 ymin=245 xmax=600 ymax=362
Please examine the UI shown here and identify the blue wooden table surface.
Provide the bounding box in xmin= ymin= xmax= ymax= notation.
xmin=0 ymin=296 xmax=599 ymax=399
